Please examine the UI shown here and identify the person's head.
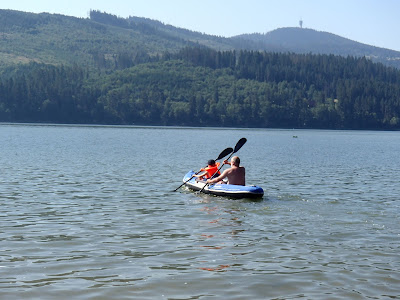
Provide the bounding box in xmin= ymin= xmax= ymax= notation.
xmin=207 ymin=159 xmax=216 ymax=166
xmin=231 ymin=156 xmax=240 ymax=166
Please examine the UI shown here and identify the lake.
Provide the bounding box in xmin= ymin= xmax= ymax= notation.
xmin=0 ymin=124 xmax=399 ymax=299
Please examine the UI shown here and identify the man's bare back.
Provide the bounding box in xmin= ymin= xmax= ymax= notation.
xmin=206 ymin=156 xmax=245 ymax=186
xmin=222 ymin=166 xmax=245 ymax=185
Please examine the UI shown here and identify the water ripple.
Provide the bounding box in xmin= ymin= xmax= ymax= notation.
xmin=1 ymin=125 xmax=399 ymax=299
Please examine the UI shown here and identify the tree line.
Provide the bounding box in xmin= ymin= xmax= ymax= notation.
xmin=1 ymin=47 xmax=400 ymax=129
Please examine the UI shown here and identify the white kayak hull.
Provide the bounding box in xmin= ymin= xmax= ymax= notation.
xmin=183 ymin=170 xmax=264 ymax=199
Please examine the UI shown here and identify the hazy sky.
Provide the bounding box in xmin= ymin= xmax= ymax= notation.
xmin=2 ymin=0 xmax=400 ymax=51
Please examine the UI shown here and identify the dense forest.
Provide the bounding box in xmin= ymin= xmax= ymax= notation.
xmin=1 ymin=47 xmax=400 ymax=129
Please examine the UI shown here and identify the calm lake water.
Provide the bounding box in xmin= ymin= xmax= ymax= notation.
xmin=1 ymin=124 xmax=399 ymax=299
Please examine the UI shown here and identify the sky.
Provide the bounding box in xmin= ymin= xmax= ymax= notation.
xmin=2 ymin=0 xmax=400 ymax=51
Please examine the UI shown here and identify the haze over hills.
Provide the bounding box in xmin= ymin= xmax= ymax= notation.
xmin=234 ymin=28 xmax=400 ymax=69
xmin=0 ymin=9 xmax=399 ymax=70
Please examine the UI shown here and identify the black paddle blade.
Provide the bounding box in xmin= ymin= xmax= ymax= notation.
xmin=234 ymin=138 xmax=247 ymax=153
xmin=217 ymin=147 xmax=233 ymax=160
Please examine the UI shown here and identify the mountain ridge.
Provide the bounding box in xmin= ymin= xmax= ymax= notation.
xmin=233 ymin=27 xmax=400 ymax=68
xmin=0 ymin=9 xmax=399 ymax=70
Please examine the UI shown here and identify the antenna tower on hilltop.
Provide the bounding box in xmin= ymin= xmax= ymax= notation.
xmin=299 ymin=18 xmax=303 ymax=28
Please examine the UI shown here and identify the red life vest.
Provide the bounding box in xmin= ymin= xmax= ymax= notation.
xmin=202 ymin=162 xmax=221 ymax=179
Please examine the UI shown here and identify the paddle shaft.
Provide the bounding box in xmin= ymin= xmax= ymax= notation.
xmin=173 ymin=147 xmax=233 ymax=192
xmin=173 ymin=170 xmax=202 ymax=192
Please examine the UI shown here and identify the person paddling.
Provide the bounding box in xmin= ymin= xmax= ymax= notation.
xmin=193 ymin=159 xmax=221 ymax=180
xmin=206 ymin=156 xmax=245 ymax=186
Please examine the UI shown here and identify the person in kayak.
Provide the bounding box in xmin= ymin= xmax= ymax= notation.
xmin=194 ymin=159 xmax=221 ymax=180
xmin=206 ymin=156 xmax=245 ymax=186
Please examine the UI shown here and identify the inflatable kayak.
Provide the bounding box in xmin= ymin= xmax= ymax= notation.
xmin=182 ymin=170 xmax=264 ymax=199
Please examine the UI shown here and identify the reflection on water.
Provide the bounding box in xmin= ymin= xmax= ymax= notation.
xmin=0 ymin=124 xmax=399 ymax=299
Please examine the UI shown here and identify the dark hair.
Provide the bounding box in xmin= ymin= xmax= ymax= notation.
xmin=207 ymin=159 xmax=216 ymax=166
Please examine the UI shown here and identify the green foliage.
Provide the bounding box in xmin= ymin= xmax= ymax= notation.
xmin=1 ymin=48 xmax=400 ymax=129
xmin=0 ymin=9 xmax=194 ymax=70
xmin=3 ymin=10 xmax=400 ymax=129
xmin=1 ymin=9 xmax=400 ymax=73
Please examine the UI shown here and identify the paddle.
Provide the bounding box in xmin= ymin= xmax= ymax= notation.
xmin=173 ymin=147 xmax=233 ymax=192
xmin=199 ymin=137 xmax=247 ymax=193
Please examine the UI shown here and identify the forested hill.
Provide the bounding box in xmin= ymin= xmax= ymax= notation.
xmin=89 ymin=11 xmax=400 ymax=69
xmin=1 ymin=9 xmax=400 ymax=70
xmin=0 ymin=9 xmax=198 ymax=71
xmin=1 ymin=10 xmax=400 ymax=130
xmin=235 ymin=28 xmax=400 ymax=69
xmin=1 ymin=48 xmax=400 ymax=130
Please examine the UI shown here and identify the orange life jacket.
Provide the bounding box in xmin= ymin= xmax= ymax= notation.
xmin=202 ymin=162 xmax=221 ymax=179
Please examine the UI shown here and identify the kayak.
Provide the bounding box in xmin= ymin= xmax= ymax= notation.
xmin=182 ymin=170 xmax=264 ymax=199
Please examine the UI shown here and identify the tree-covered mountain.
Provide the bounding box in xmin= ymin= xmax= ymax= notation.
xmin=234 ymin=28 xmax=400 ymax=69
xmin=1 ymin=9 xmax=400 ymax=130
xmin=0 ymin=9 xmax=197 ymax=71
xmin=1 ymin=9 xmax=400 ymax=71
